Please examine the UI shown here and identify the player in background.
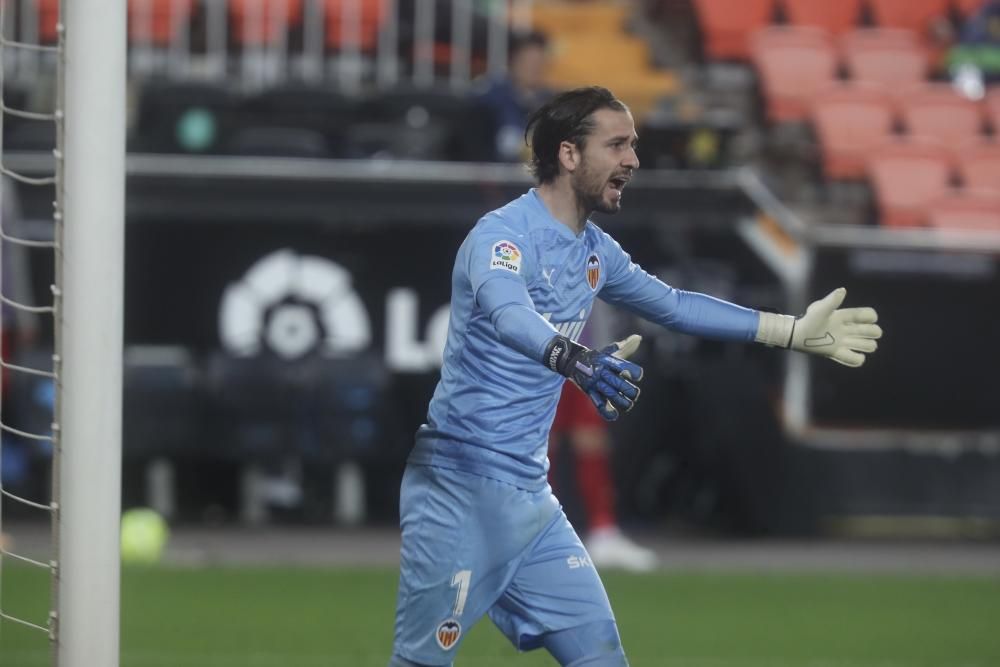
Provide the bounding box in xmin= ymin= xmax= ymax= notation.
xmin=389 ymin=86 xmax=882 ymax=667
xmin=548 ymin=300 xmax=658 ymax=572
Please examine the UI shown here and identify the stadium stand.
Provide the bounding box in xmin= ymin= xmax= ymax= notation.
xmin=782 ymin=0 xmax=863 ymax=37
xmin=531 ymin=1 xmax=676 ymax=120
xmin=750 ymin=26 xmax=837 ymax=123
xmin=898 ymin=82 xmax=986 ymax=146
xmin=866 ymin=138 xmax=955 ymax=227
xmin=228 ymin=0 xmax=304 ymax=46
xmin=810 ymin=83 xmax=895 ymax=180
xmin=926 ymin=190 xmax=1000 ymax=230
xmin=129 ymin=0 xmax=198 ymax=46
xmin=841 ymin=31 xmax=931 ymax=89
xmin=957 ymin=141 xmax=1000 ymax=192
xmin=692 ymin=0 xmax=773 ymax=61
xmin=867 ymin=0 xmax=951 ymax=33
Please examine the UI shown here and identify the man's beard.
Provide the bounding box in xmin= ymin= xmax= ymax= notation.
xmin=572 ymin=162 xmax=620 ymax=215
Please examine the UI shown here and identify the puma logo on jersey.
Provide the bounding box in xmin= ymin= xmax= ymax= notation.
xmin=541 ymin=267 xmax=555 ymax=287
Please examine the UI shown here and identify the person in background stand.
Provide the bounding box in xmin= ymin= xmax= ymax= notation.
xmin=476 ymin=29 xmax=554 ymax=162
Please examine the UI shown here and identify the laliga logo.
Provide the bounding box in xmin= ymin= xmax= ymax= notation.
xmin=219 ymin=249 xmax=371 ymax=359
xmin=219 ymin=249 xmax=449 ymax=371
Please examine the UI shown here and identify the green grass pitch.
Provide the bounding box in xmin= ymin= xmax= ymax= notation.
xmin=2 ymin=564 xmax=999 ymax=666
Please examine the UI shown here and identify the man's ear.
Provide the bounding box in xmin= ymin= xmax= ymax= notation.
xmin=558 ymin=140 xmax=579 ymax=174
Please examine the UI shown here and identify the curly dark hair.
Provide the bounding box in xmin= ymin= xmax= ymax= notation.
xmin=524 ymin=86 xmax=628 ymax=184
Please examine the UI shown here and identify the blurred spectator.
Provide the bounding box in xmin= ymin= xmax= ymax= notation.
xmin=475 ymin=30 xmax=554 ymax=162
xmin=948 ymin=0 xmax=1000 ymax=88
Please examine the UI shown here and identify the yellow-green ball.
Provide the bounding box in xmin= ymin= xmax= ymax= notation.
xmin=120 ymin=508 xmax=169 ymax=565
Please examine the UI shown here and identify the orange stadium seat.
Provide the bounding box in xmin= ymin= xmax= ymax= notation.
xmin=867 ymin=139 xmax=954 ymax=228
xmin=128 ymin=0 xmax=197 ymax=46
xmin=898 ymin=83 xmax=985 ymax=147
xmin=694 ymin=0 xmax=774 ymax=60
xmin=229 ymin=0 xmax=304 ymax=46
xmin=958 ymin=142 xmax=1000 ymax=192
xmin=811 ymin=83 xmax=895 ymax=180
xmin=751 ymin=26 xmax=837 ymax=122
xmin=842 ymin=33 xmax=929 ymax=88
xmin=782 ymin=0 xmax=862 ymax=36
xmin=323 ymin=0 xmax=386 ymax=52
xmin=926 ymin=191 xmax=1000 ymax=231
xmin=868 ymin=0 xmax=950 ymax=33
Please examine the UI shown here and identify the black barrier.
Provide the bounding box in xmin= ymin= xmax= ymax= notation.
xmin=809 ymin=246 xmax=1000 ymax=430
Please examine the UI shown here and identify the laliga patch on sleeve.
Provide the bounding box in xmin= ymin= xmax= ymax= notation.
xmin=490 ymin=240 xmax=522 ymax=274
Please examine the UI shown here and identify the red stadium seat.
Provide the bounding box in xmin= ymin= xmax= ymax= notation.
xmin=229 ymin=0 xmax=304 ymax=46
xmin=693 ymin=0 xmax=774 ymax=60
xmin=810 ymin=83 xmax=895 ymax=180
xmin=751 ymin=26 xmax=837 ymax=122
xmin=782 ymin=0 xmax=862 ymax=36
xmin=842 ymin=31 xmax=929 ymax=88
xmin=867 ymin=139 xmax=954 ymax=228
xmin=839 ymin=27 xmax=921 ymax=52
xmin=868 ymin=0 xmax=950 ymax=32
xmin=958 ymin=141 xmax=1000 ymax=193
xmin=926 ymin=191 xmax=1000 ymax=231
xmin=128 ymin=0 xmax=197 ymax=46
xmin=898 ymin=83 xmax=985 ymax=147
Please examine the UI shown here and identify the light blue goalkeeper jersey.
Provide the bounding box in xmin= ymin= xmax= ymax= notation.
xmin=408 ymin=189 xmax=760 ymax=490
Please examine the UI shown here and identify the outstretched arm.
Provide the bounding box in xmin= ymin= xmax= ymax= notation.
xmin=599 ymin=239 xmax=881 ymax=367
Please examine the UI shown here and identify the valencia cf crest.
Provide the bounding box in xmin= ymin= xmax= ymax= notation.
xmin=436 ymin=619 xmax=462 ymax=650
xmin=586 ymin=254 xmax=601 ymax=290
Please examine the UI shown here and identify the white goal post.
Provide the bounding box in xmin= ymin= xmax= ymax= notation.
xmin=57 ymin=0 xmax=126 ymax=664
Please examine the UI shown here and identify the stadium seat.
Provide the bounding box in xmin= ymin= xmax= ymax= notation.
xmin=228 ymin=0 xmax=304 ymax=46
xmin=128 ymin=0 xmax=197 ymax=46
xmin=842 ymin=30 xmax=929 ymax=88
xmin=781 ymin=0 xmax=862 ymax=36
xmin=323 ymin=0 xmax=386 ymax=52
xmin=898 ymin=83 xmax=985 ymax=147
xmin=350 ymin=87 xmax=479 ymax=160
xmin=750 ymin=26 xmax=837 ymax=122
xmin=693 ymin=0 xmax=774 ymax=60
xmin=234 ymin=85 xmax=361 ymax=157
xmin=867 ymin=139 xmax=954 ymax=227
xmin=810 ymin=83 xmax=895 ymax=180
xmin=926 ymin=191 xmax=1000 ymax=231
xmin=867 ymin=0 xmax=950 ymax=32
xmin=958 ymin=141 xmax=1000 ymax=193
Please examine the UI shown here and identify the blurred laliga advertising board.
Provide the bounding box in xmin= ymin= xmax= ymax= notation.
xmin=12 ymin=159 xmax=1000 ymax=527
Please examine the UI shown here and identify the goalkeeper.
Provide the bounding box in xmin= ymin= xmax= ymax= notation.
xmin=389 ymin=86 xmax=882 ymax=667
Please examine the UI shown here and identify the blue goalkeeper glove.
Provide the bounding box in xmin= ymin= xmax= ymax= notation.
xmin=544 ymin=334 xmax=644 ymax=421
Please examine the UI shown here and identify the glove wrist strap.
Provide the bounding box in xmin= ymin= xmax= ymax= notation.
xmin=755 ymin=312 xmax=796 ymax=349
xmin=544 ymin=335 xmax=587 ymax=376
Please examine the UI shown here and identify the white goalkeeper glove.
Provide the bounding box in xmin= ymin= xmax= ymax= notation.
xmin=755 ymin=288 xmax=882 ymax=367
